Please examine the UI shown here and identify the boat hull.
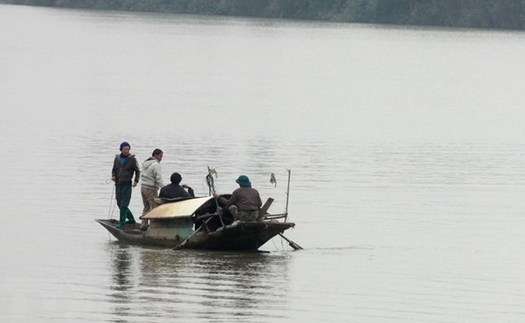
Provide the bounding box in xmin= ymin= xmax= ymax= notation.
xmin=95 ymin=219 xmax=295 ymax=251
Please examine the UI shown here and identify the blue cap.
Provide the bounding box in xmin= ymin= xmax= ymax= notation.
xmin=120 ymin=141 xmax=131 ymax=151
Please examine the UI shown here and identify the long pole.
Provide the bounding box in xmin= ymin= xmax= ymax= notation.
xmin=284 ymin=168 xmax=291 ymax=222
xmin=281 ymin=168 xmax=303 ymax=250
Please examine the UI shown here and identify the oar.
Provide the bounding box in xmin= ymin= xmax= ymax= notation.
xmin=173 ymin=225 xmax=203 ymax=250
xmin=278 ymin=233 xmax=303 ymax=250
xmin=173 ymin=215 xmax=215 ymax=250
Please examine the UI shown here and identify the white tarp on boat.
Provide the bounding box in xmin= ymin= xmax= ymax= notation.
xmin=142 ymin=196 xmax=213 ymax=219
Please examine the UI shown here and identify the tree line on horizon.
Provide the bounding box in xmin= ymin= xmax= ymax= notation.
xmin=7 ymin=0 xmax=525 ymax=30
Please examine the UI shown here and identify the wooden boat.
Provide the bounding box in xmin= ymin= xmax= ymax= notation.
xmin=95 ymin=195 xmax=296 ymax=251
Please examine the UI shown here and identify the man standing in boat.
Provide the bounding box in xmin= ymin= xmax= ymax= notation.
xmin=139 ymin=148 xmax=164 ymax=231
xmin=213 ymin=175 xmax=262 ymax=222
xmin=111 ymin=141 xmax=140 ymax=229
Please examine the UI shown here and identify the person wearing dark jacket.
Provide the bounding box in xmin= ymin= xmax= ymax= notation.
xmin=159 ymin=172 xmax=194 ymax=199
xmin=213 ymin=175 xmax=262 ymax=222
xmin=111 ymin=141 xmax=141 ymax=229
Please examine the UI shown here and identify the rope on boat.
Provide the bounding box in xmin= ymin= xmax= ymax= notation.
xmin=206 ymin=173 xmax=215 ymax=196
xmin=279 ymin=233 xmax=303 ymax=250
xmin=206 ymin=167 xmax=224 ymax=226
xmin=104 ymin=179 xmax=117 ymax=241
xmin=106 ymin=178 xmax=116 ymax=220
xmin=206 ymin=166 xmax=218 ymax=195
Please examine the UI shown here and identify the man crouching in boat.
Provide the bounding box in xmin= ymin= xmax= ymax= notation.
xmin=159 ymin=172 xmax=195 ymax=198
xmin=213 ymin=175 xmax=262 ymax=222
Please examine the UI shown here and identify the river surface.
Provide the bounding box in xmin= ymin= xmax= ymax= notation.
xmin=1 ymin=4 xmax=525 ymax=323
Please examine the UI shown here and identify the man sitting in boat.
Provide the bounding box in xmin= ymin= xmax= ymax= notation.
xmin=213 ymin=175 xmax=262 ymax=222
xmin=159 ymin=172 xmax=194 ymax=198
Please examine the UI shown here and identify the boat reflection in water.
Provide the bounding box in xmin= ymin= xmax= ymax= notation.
xmin=107 ymin=244 xmax=294 ymax=321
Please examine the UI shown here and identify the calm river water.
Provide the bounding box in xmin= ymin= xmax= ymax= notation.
xmin=1 ymin=4 xmax=525 ymax=323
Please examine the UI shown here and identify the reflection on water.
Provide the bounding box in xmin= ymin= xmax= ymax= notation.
xmin=106 ymin=244 xmax=292 ymax=321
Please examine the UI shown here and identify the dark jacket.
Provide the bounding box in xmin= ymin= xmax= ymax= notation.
xmin=112 ymin=153 xmax=140 ymax=186
xmin=159 ymin=184 xmax=194 ymax=199
xmin=223 ymin=187 xmax=262 ymax=211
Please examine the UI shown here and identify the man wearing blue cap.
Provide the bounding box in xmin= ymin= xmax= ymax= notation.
xmin=213 ymin=175 xmax=262 ymax=222
xmin=111 ymin=142 xmax=141 ymax=229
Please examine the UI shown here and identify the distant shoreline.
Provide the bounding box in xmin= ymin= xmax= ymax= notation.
xmin=4 ymin=0 xmax=525 ymax=31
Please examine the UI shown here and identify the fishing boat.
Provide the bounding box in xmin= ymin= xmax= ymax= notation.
xmin=95 ymin=195 xmax=297 ymax=251
xmin=96 ymin=168 xmax=301 ymax=251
